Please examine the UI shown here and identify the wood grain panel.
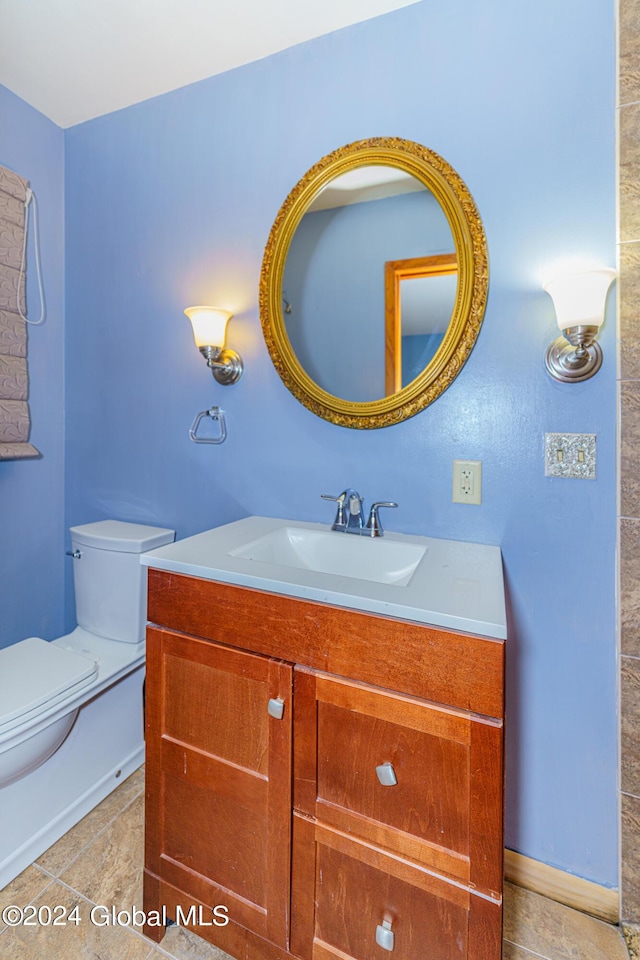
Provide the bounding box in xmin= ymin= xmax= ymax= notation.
xmin=317 ymin=700 xmax=470 ymax=854
xmin=154 ymin=873 xmax=295 ymax=960
xmin=467 ymin=892 xmax=502 ymax=960
xmin=156 ymin=855 xmax=268 ymax=937
xmin=315 ymin=671 xmax=471 ymax=741
xmin=147 ymin=569 xmax=504 ymax=717
xmin=291 ymin=813 xmax=316 ymax=960
xmin=313 ymin=940 xmax=357 ymax=960
xmin=142 ymin=870 xmax=162 ymax=942
xmin=315 ymin=799 xmax=469 ymax=883
xmin=161 ymin=630 xmax=270 ymax=774
xmin=266 ymin=657 xmax=294 ymax=947
xmin=143 ymin=627 xmax=293 ymax=949
xmin=163 ymin=770 xmax=268 ymax=906
xmin=144 ymin=628 xmax=164 ymax=880
xmin=469 ymin=720 xmax=504 ymax=899
xmin=161 ymin=737 xmax=266 ymax=815
xmin=313 ymin=837 xmax=469 ymax=960
xmin=293 ymin=667 xmax=319 ymax=815
xmin=314 ymin=822 xmax=470 ymax=907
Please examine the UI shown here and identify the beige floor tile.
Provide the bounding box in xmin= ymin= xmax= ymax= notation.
xmin=502 ymin=943 xmax=546 ymax=960
xmin=504 ymin=882 xmax=629 ymax=960
xmin=37 ymin=767 xmax=145 ymax=877
xmin=0 ymin=864 xmax=53 ymax=933
xmin=151 ymin=924 xmax=235 ymax=959
xmin=0 ymin=880 xmax=151 ymax=959
xmin=59 ymin=793 xmax=145 ymax=907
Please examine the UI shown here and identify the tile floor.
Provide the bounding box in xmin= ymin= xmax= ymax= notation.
xmin=0 ymin=767 xmax=631 ymax=960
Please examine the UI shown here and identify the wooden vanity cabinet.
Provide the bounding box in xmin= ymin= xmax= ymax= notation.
xmin=143 ymin=569 xmax=504 ymax=960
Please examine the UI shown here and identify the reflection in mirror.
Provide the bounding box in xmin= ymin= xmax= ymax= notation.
xmin=384 ymin=254 xmax=458 ymax=393
xmin=282 ymin=166 xmax=455 ymax=403
xmin=259 ymin=137 xmax=489 ymax=429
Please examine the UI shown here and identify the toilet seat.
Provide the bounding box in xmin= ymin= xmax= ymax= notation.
xmin=0 ymin=638 xmax=98 ymax=733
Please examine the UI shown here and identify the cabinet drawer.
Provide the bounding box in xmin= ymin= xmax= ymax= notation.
xmin=292 ymin=815 xmax=474 ymax=960
xmin=318 ymin=698 xmax=469 ymax=854
xmin=316 ymin=842 xmax=467 ymax=960
xmin=294 ymin=668 xmax=503 ymax=895
xmin=292 ymin=816 xmax=501 ymax=960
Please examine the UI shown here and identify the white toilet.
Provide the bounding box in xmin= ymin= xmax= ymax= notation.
xmin=0 ymin=519 xmax=174 ymax=889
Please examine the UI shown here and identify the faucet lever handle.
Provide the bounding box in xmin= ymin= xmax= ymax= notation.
xmin=321 ymin=492 xmax=347 ymax=531
xmin=366 ymin=502 xmax=398 ymax=538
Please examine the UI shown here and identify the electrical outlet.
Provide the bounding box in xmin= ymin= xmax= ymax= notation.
xmin=453 ymin=460 xmax=482 ymax=504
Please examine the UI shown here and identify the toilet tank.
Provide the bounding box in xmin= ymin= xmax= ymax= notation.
xmin=69 ymin=520 xmax=176 ymax=643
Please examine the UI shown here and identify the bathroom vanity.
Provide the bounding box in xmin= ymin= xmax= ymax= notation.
xmin=141 ymin=518 xmax=506 ymax=960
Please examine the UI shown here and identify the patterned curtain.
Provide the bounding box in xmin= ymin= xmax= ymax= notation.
xmin=0 ymin=164 xmax=39 ymax=459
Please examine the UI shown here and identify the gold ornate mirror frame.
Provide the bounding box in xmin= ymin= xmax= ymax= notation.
xmin=259 ymin=138 xmax=489 ymax=429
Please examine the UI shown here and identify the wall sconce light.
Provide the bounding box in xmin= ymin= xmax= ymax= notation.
xmin=184 ymin=306 xmax=244 ymax=385
xmin=543 ymin=268 xmax=616 ymax=382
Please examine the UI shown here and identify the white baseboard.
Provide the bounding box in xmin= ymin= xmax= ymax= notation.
xmin=504 ymin=849 xmax=619 ymax=923
xmin=0 ymin=748 xmax=143 ymax=891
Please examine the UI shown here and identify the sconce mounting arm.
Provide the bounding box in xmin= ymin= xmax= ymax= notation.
xmin=199 ymin=345 xmax=244 ymax=386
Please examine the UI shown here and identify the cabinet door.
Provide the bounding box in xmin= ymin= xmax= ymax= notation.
xmin=144 ymin=627 xmax=292 ymax=948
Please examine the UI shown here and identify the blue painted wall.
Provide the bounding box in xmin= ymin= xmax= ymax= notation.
xmin=0 ymin=84 xmax=66 ymax=649
xmin=63 ymin=0 xmax=616 ymax=884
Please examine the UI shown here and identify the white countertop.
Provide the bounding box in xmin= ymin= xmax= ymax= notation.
xmin=141 ymin=516 xmax=507 ymax=640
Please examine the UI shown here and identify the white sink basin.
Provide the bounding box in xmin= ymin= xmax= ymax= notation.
xmin=229 ymin=526 xmax=426 ymax=586
xmin=141 ymin=516 xmax=506 ymax=638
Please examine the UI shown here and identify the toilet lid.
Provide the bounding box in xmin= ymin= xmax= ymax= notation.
xmin=0 ymin=637 xmax=98 ymax=730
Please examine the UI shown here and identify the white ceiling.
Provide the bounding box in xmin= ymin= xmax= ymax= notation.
xmin=0 ymin=0 xmax=420 ymax=128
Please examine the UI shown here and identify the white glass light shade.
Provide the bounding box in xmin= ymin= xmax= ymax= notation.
xmin=543 ymin=269 xmax=616 ymax=332
xmin=184 ymin=306 xmax=232 ymax=348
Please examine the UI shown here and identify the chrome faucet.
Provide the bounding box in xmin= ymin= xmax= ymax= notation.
xmin=321 ymin=490 xmax=398 ymax=538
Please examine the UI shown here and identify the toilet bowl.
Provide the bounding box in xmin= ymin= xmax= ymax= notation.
xmin=0 ymin=637 xmax=98 ymax=787
xmin=0 ymin=519 xmax=174 ymax=889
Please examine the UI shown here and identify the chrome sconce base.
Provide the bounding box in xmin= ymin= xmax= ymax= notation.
xmin=199 ymin=345 xmax=244 ymax=386
xmin=544 ymin=325 xmax=602 ymax=383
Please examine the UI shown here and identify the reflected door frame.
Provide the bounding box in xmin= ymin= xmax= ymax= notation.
xmin=384 ymin=253 xmax=458 ymax=395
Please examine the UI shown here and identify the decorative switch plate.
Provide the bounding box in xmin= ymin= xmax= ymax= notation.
xmin=544 ymin=433 xmax=596 ymax=479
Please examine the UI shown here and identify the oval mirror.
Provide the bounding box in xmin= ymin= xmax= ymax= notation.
xmin=259 ymin=138 xmax=488 ymax=429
